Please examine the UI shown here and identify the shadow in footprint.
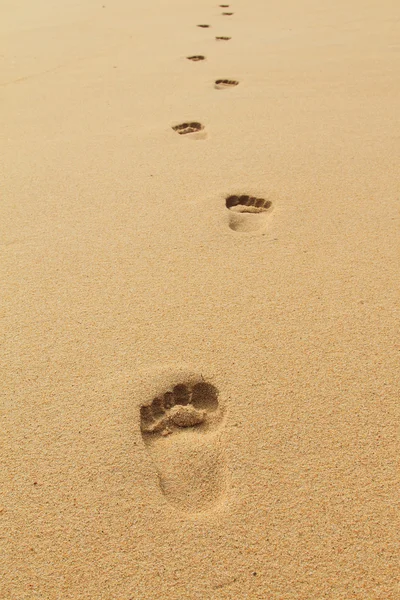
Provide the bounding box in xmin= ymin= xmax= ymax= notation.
xmin=226 ymin=194 xmax=273 ymax=233
xmin=141 ymin=378 xmax=225 ymax=512
xmin=197 ymin=24 xmax=210 ymax=28
xmin=216 ymin=36 xmax=231 ymax=41
xmin=187 ymin=55 xmax=206 ymax=61
xmin=172 ymin=122 xmax=206 ymax=139
xmin=215 ymin=79 xmax=239 ymax=89
xmin=220 ymin=4 xmax=230 ymax=6
xmin=222 ymin=12 xmax=234 ymax=15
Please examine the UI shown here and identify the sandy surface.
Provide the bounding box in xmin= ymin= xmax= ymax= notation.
xmin=1 ymin=0 xmax=399 ymax=598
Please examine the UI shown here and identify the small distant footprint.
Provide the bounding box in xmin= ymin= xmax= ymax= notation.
xmin=222 ymin=12 xmax=234 ymax=15
xmin=140 ymin=378 xmax=226 ymax=512
xmin=226 ymin=194 xmax=273 ymax=233
xmin=172 ymin=122 xmax=206 ymax=139
xmin=216 ymin=36 xmax=231 ymax=41
xmin=187 ymin=55 xmax=206 ymax=61
xmin=197 ymin=24 xmax=210 ymax=28
xmin=215 ymin=79 xmax=239 ymax=89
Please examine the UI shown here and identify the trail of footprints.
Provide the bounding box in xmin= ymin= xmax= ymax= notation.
xmin=192 ymin=3 xmax=238 ymax=94
xmin=141 ymin=4 xmax=275 ymax=514
xmin=171 ymin=3 xmax=274 ymax=233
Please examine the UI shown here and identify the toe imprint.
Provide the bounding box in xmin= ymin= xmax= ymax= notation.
xmin=226 ymin=194 xmax=272 ymax=213
xmin=173 ymin=384 xmax=191 ymax=405
xmin=151 ymin=396 xmax=166 ymax=418
xmin=172 ymin=122 xmax=204 ymax=135
xmin=140 ymin=379 xmax=221 ymax=436
xmin=215 ymin=79 xmax=239 ymax=89
xmin=163 ymin=391 xmax=175 ymax=409
xmin=187 ymin=55 xmax=206 ymax=61
xmin=191 ymin=382 xmax=219 ymax=411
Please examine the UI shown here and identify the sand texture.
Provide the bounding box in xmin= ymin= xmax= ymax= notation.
xmin=1 ymin=0 xmax=400 ymax=598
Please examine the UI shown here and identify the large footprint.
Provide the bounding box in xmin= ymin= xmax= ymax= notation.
xmin=226 ymin=193 xmax=273 ymax=233
xmin=140 ymin=373 xmax=226 ymax=513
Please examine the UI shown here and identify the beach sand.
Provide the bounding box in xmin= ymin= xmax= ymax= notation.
xmin=1 ymin=0 xmax=399 ymax=598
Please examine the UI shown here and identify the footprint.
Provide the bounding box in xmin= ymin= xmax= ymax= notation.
xmin=222 ymin=12 xmax=234 ymax=15
xmin=140 ymin=376 xmax=226 ymax=512
xmin=186 ymin=55 xmax=206 ymax=61
xmin=214 ymin=79 xmax=239 ymax=89
xmin=216 ymin=36 xmax=231 ymax=41
xmin=172 ymin=122 xmax=206 ymax=139
xmin=197 ymin=24 xmax=210 ymax=28
xmin=219 ymin=4 xmax=230 ymax=6
xmin=225 ymin=194 xmax=273 ymax=233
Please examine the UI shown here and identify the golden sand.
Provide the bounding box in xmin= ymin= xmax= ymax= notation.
xmin=1 ymin=0 xmax=399 ymax=598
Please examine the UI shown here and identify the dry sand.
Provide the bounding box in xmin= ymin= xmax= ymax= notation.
xmin=1 ymin=0 xmax=399 ymax=598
